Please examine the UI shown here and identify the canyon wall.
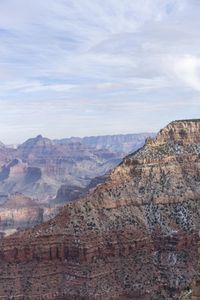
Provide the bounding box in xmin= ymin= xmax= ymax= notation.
xmin=0 ymin=120 xmax=199 ymax=299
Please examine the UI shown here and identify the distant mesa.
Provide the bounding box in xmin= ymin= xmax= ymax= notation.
xmin=54 ymin=132 xmax=155 ymax=154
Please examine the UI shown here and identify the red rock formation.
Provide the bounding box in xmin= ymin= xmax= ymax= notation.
xmin=0 ymin=120 xmax=199 ymax=299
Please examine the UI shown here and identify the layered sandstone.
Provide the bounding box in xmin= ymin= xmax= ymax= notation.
xmin=0 ymin=193 xmax=43 ymax=235
xmin=0 ymin=120 xmax=199 ymax=299
xmin=0 ymin=193 xmax=65 ymax=235
xmin=155 ymin=119 xmax=200 ymax=145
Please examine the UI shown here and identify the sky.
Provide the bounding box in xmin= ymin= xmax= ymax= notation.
xmin=0 ymin=0 xmax=200 ymax=143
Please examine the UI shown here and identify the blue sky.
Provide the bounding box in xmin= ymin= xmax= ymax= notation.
xmin=0 ymin=0 xmax=200 ymax=143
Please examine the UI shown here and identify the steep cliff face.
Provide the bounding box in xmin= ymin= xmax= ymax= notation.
xmin=0 ymin=120 xmax=199 ymax=299
xmin=155 ymin=119 xmax=200 ymax=145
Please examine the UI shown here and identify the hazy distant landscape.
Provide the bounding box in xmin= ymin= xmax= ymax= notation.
xmin=0 ymin=132 xmax=154 ymax=236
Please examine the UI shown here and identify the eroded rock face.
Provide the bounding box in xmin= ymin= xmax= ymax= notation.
xmin=0 ymin=193 xmax=65 ymax=235
xmin=0 ymin=120 xmax=199 ymax=299
xmin=155 ymin=119 xmax=200 ymax=145
xmin=0 ymin=193 xmax=43 ymax=235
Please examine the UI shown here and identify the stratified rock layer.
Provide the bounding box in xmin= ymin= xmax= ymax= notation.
xmin=55 ymin=132 xmax=154 ymax=153
xmin=0 ymin=193 xmax=43 ymax=235
xmin=0 ymin=120 xmax=199 ymax=299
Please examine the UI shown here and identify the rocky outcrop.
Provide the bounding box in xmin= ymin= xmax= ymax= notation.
xmin=155 ymin=119 xmax=200 ymax=145
xmin=0 ymin=120 xmax=199 ymax=299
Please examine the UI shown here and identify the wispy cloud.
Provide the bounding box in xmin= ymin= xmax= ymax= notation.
xmin=0 ymin=0 xmax=200 ymax=142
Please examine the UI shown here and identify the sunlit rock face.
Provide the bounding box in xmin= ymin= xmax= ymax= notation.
xmin=0 ymin=120 xmax=199 ymax=299
xmin=155 ymin=119 xmax=200 ymax=145
xmin=0 ymin=193 xmax=43 ymax=235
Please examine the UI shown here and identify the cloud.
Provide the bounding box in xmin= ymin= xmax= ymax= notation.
xmin=164 ymin=55 xmax=200 ymax=91
xmin=0 ymin=0 xmax=199 ymax=142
